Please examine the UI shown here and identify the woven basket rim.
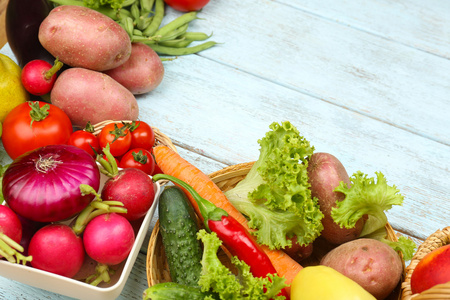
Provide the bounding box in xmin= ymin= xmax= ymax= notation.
xmin=146 ymin=160 xmax=405 ymax=297
xmin=401 ymin=226 xmax=450 ymax=300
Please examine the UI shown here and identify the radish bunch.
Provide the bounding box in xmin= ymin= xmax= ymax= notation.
xmin=1 ymin=143 xmax=156 ymax=286
xmin=26 ymin=184 xmax=136 ymax=284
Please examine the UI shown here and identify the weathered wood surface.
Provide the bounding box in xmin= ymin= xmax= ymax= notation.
xmin=1 ymin=0 xmax=449 ymax=298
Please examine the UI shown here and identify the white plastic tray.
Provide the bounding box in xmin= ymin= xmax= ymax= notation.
xmin=0 ymin=171 xmax=161 ymax=300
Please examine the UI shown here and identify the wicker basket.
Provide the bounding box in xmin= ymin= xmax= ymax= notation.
xmin=401 ymin=226 xmax=450 ymax=299
xmin=146 ymin=162 xmax=405 ymax=299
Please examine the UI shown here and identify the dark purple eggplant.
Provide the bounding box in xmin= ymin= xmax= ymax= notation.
xmin=5 ymin=0 xmax=55 ymax=68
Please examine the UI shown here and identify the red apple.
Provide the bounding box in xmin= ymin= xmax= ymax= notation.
xmin=410 ymin=244 xmax=450 ymax=294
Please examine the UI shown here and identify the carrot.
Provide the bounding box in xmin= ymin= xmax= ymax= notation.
xmin=153 ymin=145 xmax=303 ymax=292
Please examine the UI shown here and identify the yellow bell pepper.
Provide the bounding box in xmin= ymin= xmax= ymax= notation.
xmin=290 ymin=265 xmax=376 ymax=300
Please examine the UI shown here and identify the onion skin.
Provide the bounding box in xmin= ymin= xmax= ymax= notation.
xmin=2 ymin=145 xmax=100 ymax=223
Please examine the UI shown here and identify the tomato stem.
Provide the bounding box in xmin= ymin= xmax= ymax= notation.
xmin=28 ymin=101 xmax=50 ymax=126
xmin=132 ymin=150 xmax=148 ymax=164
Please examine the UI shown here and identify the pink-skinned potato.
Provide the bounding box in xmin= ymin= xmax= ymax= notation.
xmin=104 ymin=43 xmax=164 ymax=95
xmin=320 ymin=238 xmax=403 ymax=300
xmin=51 ymin=68 xmax=139 ymax=127
xmin=307 ymin=152 xmax=366 ymax=244
xmin=38 ymin=5 xmax=131 ymax=71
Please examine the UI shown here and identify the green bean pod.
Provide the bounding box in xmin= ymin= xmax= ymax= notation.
xmin=133 ymin=29 xmax=144 ymax=36
xmin=181 ymin=32 xmax=212 ymax=41
xmin=158 ymin=23 xmax=189 ymax=42
xmin=121 ymin=0 xmax=137 ymax=7
xmin=140 ymin=0 xmax=155 ymax=13
xmin=153 ymin=11 xmax=198 ymax=38
xmin=132 ymin=35 xmax=157 ymax=44
xmin=121 ymin=16 xmax=135 ymax=38
xmin=142 ymin=0 xmax=164 ymax=36
xmin=149 ymin=41 xmax=217 ymax=56
xmin=130 ymin=2 xmax=140 ymax=20
xmin=159 ymin=39 xmax=193 ymax=48
xmin=137 ymin=16 xmax=154 ymax=31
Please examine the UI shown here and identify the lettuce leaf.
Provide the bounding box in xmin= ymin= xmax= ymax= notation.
xmin=224 ymin=121 xmax=323 ymax=250
xmin=361 ymin=224 xmax=416 ymax=261
xmin=381 ymin=236 xmax=416 ymax=261
xmin=197 ymin=230 xmax=287 ymax=300
xmin=331 ymin=171 xmax=404 ymax=236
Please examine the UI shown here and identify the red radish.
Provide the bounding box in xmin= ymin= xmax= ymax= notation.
xmin=17 ymin=214 xmax=47 ymax=257
xmin=101 ymin=168 xmax=155 ymax=221
xmin=83 ymin=213 xmax=135 ymax=265
xmin=0 ymin=205 xmax=22 ymax=246
xmin=21 ymin=58 xmax=63 ymax=95
xmin=0 ymin=205 xmax=23 ymax=261
xmin=28 ymin=224 xmax=85 ymax=278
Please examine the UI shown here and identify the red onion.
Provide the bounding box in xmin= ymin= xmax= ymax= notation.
xmin=3 ymin=145 xmax=100 ymax=223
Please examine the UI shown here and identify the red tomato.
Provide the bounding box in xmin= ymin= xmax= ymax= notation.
xmin=68 ymin=130 xmax=100 ymax=157
xmin=129 ymin=121 xmax=155 ymax=150
xmin=119 ymin=148 xmax=155 ymax=175
xmin=164 ymin=0 xmax=210 ymax=12
xmin=98 ymin=123 xmax=131 ymax=157
xmin=2 ymin=101 xmax=73 ymax=159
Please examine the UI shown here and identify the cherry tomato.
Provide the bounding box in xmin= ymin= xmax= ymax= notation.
xmin=67 ymin=130 xmax=100 ymax=157
xmin=98 ymin=123 xmax=131 ymax=157
xmin=119 ymin=148 xmax=155 ymax=175
xmin=129 ymin=121 xmax=155 ymax=150
xmin=164 ymin=0 xmax=210 ymax=12
xmin=2 ymin=101 xmax=73 ymax=159
xmin=152 ymin=162 xmax=164 ymax=175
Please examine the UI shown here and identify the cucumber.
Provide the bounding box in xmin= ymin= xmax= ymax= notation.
xmin=143 ymin=282 xmax=212 ymax=300
xmin=158 ymin=186 xmax=203 ymax=287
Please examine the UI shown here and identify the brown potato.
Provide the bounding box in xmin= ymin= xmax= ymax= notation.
xmin=104 ymin=43 xmax=164 ymax=95
xmin=39 ymin=5 xmax=131 ymax=71
xmin=51 ymin=68 xmax=139 ymax=127
xmin=320 ymin=238 xmax=403 ymax=300
xmin=307 ymin=152 xmax=365 ymax=244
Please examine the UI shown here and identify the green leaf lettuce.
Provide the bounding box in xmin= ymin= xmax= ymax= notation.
xmin=224 ymin=121 xmax=323 ymax=250
xmin=197 ymin=229 xmax=287 ymax=300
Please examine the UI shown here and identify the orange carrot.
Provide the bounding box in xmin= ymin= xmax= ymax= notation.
xmin=153 ymin=145 xmax=302 ymax=292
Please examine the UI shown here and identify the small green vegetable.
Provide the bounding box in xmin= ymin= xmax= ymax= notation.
xmin=148 ymin=41 xmax=218 ymax=56
xmin=143 ymin=282 xmax=211 ymax=300
xmin=158 ymin=186 xmax=203 ymax=287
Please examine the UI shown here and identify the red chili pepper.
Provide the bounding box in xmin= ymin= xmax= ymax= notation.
xmin=153 ymin=173 xmax=290 ymax=299
xmin=208 ymin=215 xmax=277 ymax=278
